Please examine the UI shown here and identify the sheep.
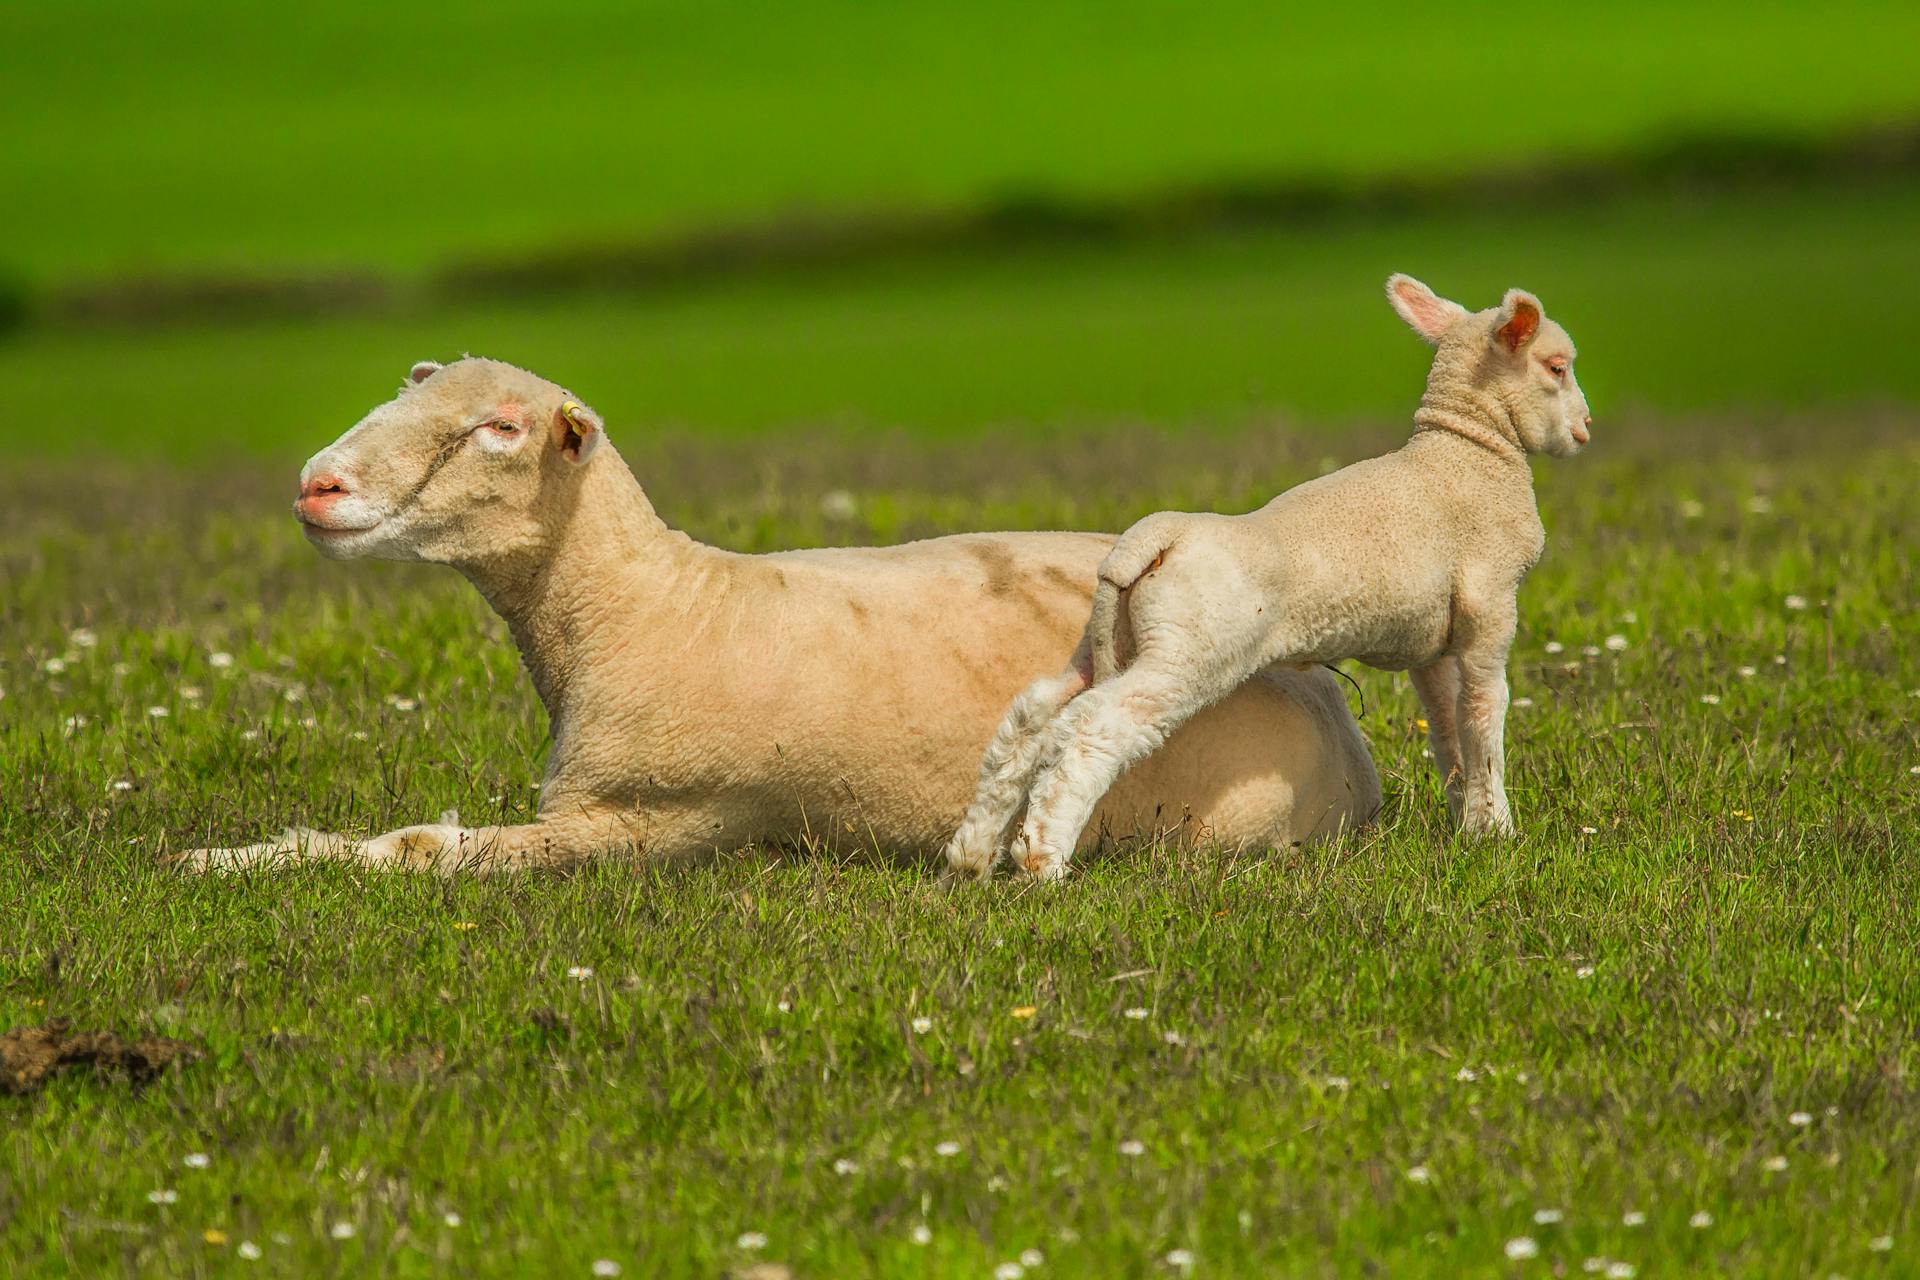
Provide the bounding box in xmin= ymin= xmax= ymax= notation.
xmin=172 ymin=357 xmax=1381 ymax=874
xmin=946 ymin=275 xmax=1590 ymax=882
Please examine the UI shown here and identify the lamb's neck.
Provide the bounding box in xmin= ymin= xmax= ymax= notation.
xmin=457 ymin=445 xmax=707 ymax=720
xmin=1410 ymin=378 xmax=1530 ymax=472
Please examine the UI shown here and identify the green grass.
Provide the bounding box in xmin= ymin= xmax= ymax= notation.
xmin=10 ymin=176 xmax=1920 ymax=463
xmin=3 ymin=413 xmax=1917 ymax=1277
xmin=5 ymin=0 xmax=1920 ymax=283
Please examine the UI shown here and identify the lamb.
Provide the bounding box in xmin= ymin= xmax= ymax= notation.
xmin=173 ymin=357 xmax=1381 ymax=874
xmin=945 ymin=275 xmax=1590 ymax=882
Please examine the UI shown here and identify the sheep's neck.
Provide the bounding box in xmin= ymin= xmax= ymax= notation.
xmin=1410 ymin=379 xmax=1528 ymax=470
xmin=458 ymin=445 xmax=697 ymax=720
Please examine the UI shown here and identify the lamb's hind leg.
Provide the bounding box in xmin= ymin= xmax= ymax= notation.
xmin=945 ymin=655 xmax=1093 ymax=879
xmin=169 ymin=810 xmax=635 ymax=875
xmin=1010 ymin=660 xmax=1227 ymax=881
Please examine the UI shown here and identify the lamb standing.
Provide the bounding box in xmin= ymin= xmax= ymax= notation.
xmin=946 ymin=276 xmax=1590 ymax=882
xmin=174 ymin=358 xmax=1380 ymax=873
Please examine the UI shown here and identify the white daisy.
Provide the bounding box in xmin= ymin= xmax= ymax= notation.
xmin=735 ymin=1232 xmax=767 ymax=1250
xmin=1504 ymin=1237 xmax=1538 ymax=1260
xmin=1689 ymin=1211 xmax=1712 ymax=1229
xmin=911 ymin=1016 xmax=933 ymax=1034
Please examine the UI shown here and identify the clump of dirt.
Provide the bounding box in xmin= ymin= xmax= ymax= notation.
xmin=1 ymin=1019 xmax=199 ymax=1095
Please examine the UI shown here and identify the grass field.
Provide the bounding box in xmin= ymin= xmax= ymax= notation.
xmin=3 ymin=409 xmax=1916 ymax=1276
xmin=5 ymin=1 xmax=1920 ymax=284
xmin=11 ymin=176 xmax=1920 ymax=461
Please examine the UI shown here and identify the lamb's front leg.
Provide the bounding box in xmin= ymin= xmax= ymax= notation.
xmin=1453 ymin=641 xmax=1516 ymax=837
xmin=1408 ymin=658 xmax=1466 ymax=826
xmin=169 ymin=811 xmax=634 ymax=875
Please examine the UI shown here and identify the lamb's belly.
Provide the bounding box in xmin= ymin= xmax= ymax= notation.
xmin=1313 ymin=601 xmax=1451 ymax=671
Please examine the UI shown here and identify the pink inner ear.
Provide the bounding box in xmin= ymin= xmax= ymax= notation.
xmin=1390 ymin=278 xmax=1461 ymax=342
xmin=409 ymin=361 xmax=442 ymax=385
xmin=1498 ymin=302 xmax=1541 ymax=353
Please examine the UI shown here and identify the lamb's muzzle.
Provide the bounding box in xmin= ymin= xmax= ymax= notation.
xmin=946 ymin=274 xmax=1590 ymax=881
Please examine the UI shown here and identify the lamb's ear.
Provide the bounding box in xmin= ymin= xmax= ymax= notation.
xmin=408 ymin=360 xmax=443 ymax=385
xmin=1385 ymin=274 xmax=1468 ymax=345
xmin=1493 ymin=289 xmax=1543 ymax=354
xmin=553 ymin=398 xmax=603 ymax=465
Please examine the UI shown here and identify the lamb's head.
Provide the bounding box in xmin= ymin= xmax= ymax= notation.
xmin=1386 ymin=274 xmax=1592 ymax=458
xmin=295 ymin=357 xmax=606 ymax=564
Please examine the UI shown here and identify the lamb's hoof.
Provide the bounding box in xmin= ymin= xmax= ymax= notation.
xmin=942 ymin=833 xmax=999 ymax=882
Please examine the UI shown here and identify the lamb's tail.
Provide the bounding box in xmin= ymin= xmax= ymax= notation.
xmin=1090 ymin=519 xmax=1181 ymax=684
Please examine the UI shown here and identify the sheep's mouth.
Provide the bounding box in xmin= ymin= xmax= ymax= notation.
xmin=298 ymin=517 xmax=383 ymax=538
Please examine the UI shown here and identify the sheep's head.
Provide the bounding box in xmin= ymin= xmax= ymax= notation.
xmin=1386 ymin=274 xmax=1592 ymax=458
xmin=294 ymin=357 xmax=605 ymax=564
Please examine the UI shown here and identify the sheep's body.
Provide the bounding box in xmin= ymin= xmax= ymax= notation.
xmin=175 ymin=359 xmax=1380 ymax=874
xmin=947 ymin=276 xmax=1590 ymax=881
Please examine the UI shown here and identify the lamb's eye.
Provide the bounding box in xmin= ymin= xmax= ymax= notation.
xmin=489 ymin=420 xmax=520 ymax=434
xmin=1548 ymin=361 xmax=1568 ymax=378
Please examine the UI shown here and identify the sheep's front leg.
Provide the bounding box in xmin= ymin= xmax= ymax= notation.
xmin=1408 ymin=658 xmax=1466 ymax=826
xmin=946 ymin=657 xmax=1093 ymax=880
xmin=170 ymin=811 xmax=633 ymax=875
xmin=1453 ymin=635 xmax=1517 ymax=837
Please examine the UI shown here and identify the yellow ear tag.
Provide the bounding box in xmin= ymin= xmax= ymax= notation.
xmin=561 ymin=400 xmax=583 ymax=425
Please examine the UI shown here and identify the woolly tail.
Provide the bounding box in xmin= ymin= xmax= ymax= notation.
xmin=1089 ymin=523 xmax=1178 ymax=683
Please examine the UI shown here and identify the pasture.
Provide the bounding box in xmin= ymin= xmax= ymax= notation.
xmin=3 ymin=402 xmax=1916 ymax=1276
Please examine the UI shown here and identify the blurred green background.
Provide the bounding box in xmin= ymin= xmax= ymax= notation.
xmin=3 ymin=0 xmax=1918 ymax=460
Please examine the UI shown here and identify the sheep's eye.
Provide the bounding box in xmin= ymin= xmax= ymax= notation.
xmin=1547 ymin=361 xmax=1568 ymax=378
xmin=488 ymin=420 xmax=520 ymax=434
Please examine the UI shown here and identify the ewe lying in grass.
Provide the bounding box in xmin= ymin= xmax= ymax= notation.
xmin=948 ymin=276 xmax=1590 ymax=882
xmin=174 ymin=358 xmax=1379 ymax=873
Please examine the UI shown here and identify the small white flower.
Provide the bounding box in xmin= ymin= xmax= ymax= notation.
xmin=1511 ymin=697 xmax=1533 ymax=709
xmin=443 ymin=1211 xmax=462 ymax=1227
xmin=1910 ymin=765 xmax=1920 ymax=777
xmin=1604 ymin=634 xmax=1628 ymax=652
xmin=112 ymin=661 xmax=131 ymax=676
xmin=935 ymin=1141 xmax=961 ymax=1158
xmin=183 ymin=1152 xmax=211 ymax=1169
xmin=736 ymin=1232 xmax=767 ymax=1250
xmin=994 ymin=1264 xmax=1024 ymax=1280
xmin=911 ymin=1016 xmax=933 ymax=1034
xmin=147 ymin=705 xmax=170 ymax=719
xmin=147 ymin=1188 xmax=178 ymax=1205
xmin=1323 ymin=1075 xmax=1351 ymax=1090
xmin=1784 ymin=594 xmax=1808 ymax=611
xmin=1737 ymin=665 xmax=1757 ymax=678
xmin=1581 ymin=645 xmax=1602 ymax=658
xmin=209 ymin=651 xmax=235 ymax=670
xmin=240 ymin=729 xmax=260 ymax=741
xmin=1504 ymin=1236 xmax=1539 ymax=1260
xmin=329 ymin=1221 xmax=355 ymax=1240
xmin=1575 ymin=965 xmax=1595 ymax=979
xmin=1119 ymin=1139 xmax=1146 ymax=1157
xmin=1583 ymin=1259 xmax=1608 ymax=1275
xmin=1788 ymin=1111 xmax=1813 ymax=1126
xmin=1455 ymin=1066 xmax=1478 ymax=1082
xmin=1124 ymin=1007 xmax=1149 ymax=1020
xmin=236 ymin=1240 xmax=262 ymax=1260
xmin=1699 ymin=694 xmax=1721 ymax=705
xmin=110 ymin=779 xmax=133 ymax=793
xmin=1580 ymin=826 xmax=1598 ymax=835
xmin=300 ymin=716 xmax=318 ymax=729
xmin=283 ymin=685 xmax=305 ymax=703
xmin=180 ymin=685 xmax=203 ymax=701
xmin=1544 ymin=641 xmax=1564 ymax=655
xmin=70 ymin=628 xmax=98 ymax=648
xmin=567 ymin=965 xmax=594 ymax=981
xmin=43 ymin=657 xmax=68 ymax=674
xmin=387 ymin=695 xmax=418 ymax=713
xmin=832 ymin=1158 xmax=859 ymax=1176
xmin=1163 ymin=1030 xmax=1185 ymax=1046
xmin=1775 ymin=654 xmax=1789 ymax=665
xmin=1762 ymin=1155 xmax=1788 ymax=1171
xmin=591 ymin=1261 xmax=621 ymax=1278
xmin=1533 ymin=1208 xmax=1563 ymax=1225
xmin=776 ymin=1000 xmax=792 ymax=1013
xmin=1680 ymin=499 xmax=1705 ymax=519
xmin=1406 ymin=1165 xmax=1432 ymax=1184
xmin=1606 ymin=1264 xmax=1637 ymax=1279
xmin=910 ymin=1224 xmax=932 ymax=1246
xmin=1870 ymin=1236 xmax=1894 ymax=1252
xmin=1621 ymin=1210 xmax=1646 ymax=1227
xmin=1689 ymin=1210 xmax=1713 ymax=1229
xmin=1164 ymin=1249 xmax=1196 ymax=1271
xmin=351 ymin=729 xmax=370 ymax=741
xmin=1020 ymin=1248 xmax=1045 ymax=1267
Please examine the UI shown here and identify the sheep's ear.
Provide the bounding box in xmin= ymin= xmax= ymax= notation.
xmin=1493 ymin=289 xmax=1543 ymax=354
xmin=1385 ymin=274 xmax=1467 ymax=345
xmin=408 ymin=360 xmax=443 ymax=385
xmin=553 ymin=398 xmax=603 ymax=465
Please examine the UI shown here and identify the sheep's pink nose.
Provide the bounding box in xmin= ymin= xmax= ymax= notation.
xmin=297 ymin=473 xmax=348 ymax=516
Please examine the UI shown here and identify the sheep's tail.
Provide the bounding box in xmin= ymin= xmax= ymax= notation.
xmin=1089 ymin=520 xmax=1180 ymax=684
